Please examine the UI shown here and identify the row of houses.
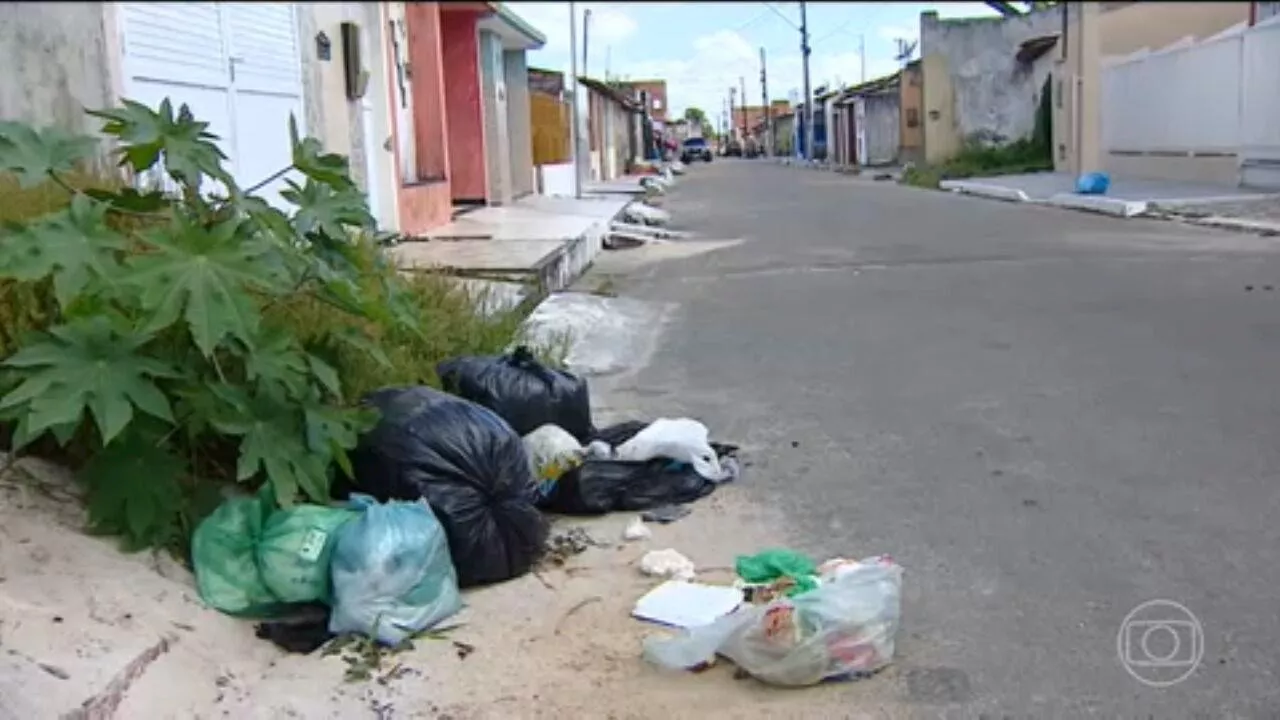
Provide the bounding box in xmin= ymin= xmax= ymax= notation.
xmin=1 ymin=2 xmax=675 ymax=238
xmin=762 ymin=1 xmax=1280 ymax=190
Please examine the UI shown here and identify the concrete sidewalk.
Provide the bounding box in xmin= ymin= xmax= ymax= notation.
xmin=940 ymin=171 xmax=1276 ymax=218
xmin=389 ymin=194 xmax=631 ymax=300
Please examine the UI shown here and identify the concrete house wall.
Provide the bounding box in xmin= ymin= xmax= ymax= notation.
xmin=0 ymin=3 xmax=116 ymax=141
xmin=899 ymin=61 xmax=924 ymax=165
xmin=920 ymin=8 xmax=1062 ymax=164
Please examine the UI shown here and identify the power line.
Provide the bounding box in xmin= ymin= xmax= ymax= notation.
xmin=762 ymin=2 xmax=800 ymax=30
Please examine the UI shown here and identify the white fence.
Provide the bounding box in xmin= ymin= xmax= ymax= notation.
xmin=1102 ymin=19 xmax=1280 ymax=163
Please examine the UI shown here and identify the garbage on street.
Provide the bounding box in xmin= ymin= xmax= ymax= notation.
xmin=642 ymin=556 xmax=904 ymax=687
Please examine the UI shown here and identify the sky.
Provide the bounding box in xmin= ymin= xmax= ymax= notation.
xmin=510 ymin=1 xmax=1001 ymax=125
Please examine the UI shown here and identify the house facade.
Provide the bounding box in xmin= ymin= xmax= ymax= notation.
xmin=0 ymin=1 xmax=545 ymax=237
xmin=617 ymin=80 xmax=668 ymax=123
xmin=578 ymin=76 xmax=640 ymax=182
xmin=1058 ymin=0 xmax=1263 ymax=185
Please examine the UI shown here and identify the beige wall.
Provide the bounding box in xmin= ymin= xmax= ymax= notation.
xmin=1099 ymin=2 xmax=1251 ymax=58
xmin=920 ymin=53 xmax=958 ymax=165
xmin=899 ymin=63 xmax=923 ymax=164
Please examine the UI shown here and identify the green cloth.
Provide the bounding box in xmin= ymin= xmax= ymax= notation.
xmin=735 ymin=549 xmax=820 ymax=597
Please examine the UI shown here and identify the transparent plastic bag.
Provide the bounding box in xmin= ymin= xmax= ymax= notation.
xmin=328 ymin=494 xmax=463 ymax=646
xmin=521 ymin=424 xmax=584 ymax=499
xmin=643 ymin=558 xmax=903 ymax=686
xmin=613 ymin=418 xmax=722 ymax=480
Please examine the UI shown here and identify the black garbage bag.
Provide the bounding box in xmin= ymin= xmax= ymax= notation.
xmin=343 ymin=387 xmax=549 ymax=588
xmin=436 ymin=346 xmax=593 ymax=442
xmin=541 ymin=421 xmax=740 ymax=515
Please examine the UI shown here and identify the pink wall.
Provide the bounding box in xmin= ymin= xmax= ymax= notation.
xmin=388 ymin=2 xmax=452 ymax=235
xmin=440 ymin=10 xmax=487 ymax=202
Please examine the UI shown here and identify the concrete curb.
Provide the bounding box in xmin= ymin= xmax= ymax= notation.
xmin=1166 ymin=214 xmax=1280 ymax=237
xmin=938 ymin=180 xmax=1031 ymax=203
xmin=1044 ymin=193 xmax=1148 ymax=218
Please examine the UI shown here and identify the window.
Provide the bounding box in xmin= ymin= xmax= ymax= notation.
xmin=905 ymin=108 xmax=920 ymax=128
xmin=653 ymin=98 xmax=663 ymax=110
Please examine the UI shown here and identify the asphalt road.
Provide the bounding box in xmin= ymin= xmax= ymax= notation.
xmin=609 ymin=160 xmax=1280 ymax=717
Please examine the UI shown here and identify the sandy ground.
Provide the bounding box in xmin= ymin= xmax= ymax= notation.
xmin=0 ymin=239 xmax=910 ymax=720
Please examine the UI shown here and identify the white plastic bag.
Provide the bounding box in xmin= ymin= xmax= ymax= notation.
xmin=643 ymin=557 xmax=903 ymax=686
xmin=328 ymin=495 xmax=462 ymax=646
xmin=613 ymin=418 xmax=723 ymax=480
xmin=521 ymin=424 xmax=584 ymax=497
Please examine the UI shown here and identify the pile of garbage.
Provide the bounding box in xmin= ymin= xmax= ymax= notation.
xmin=190 ymin=345 xmax=739 ymax=652
xmin=634 ymin=548 xmax=904 ymax=687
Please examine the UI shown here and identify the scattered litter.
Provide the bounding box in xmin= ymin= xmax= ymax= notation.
xmin=437 ymin=346 xmax=593 ymax=442
xmin=522 ymin=424 xmax=585 ymax=500
xmin=737 ymin=549 xmax=819 ymax=599
xmin=715 ymin=456 xmax=742 ymax=485
xmin=643 ymin=557 xmax=904 ymax=686
xmin=640 ymin=549 xmax=697 ymax=581
xmin=633 ymin=581 xmax=744 ymax=628
xmin=621 ymin=202 xmax=671 ymax=226
xmin=623 ymin=517 xmax=652 ymax=541
xmin=614 ymin=418 xmax=723 ymax=480
xmin=328 ymin=494 xmax=462 ymax=647
xmin=254 ymin=604 xmax=333 ymax=654
xmin=544 ymin=526 xmax=596 ymax=566
xmin=640 ymin=505 xmax=692 ymax=524
xmin=1075 ymin=171 xmax=1110 ymax=195
xmin=347 ymin=387 xmax=548 ymax=588
xmin=542 ymin=421 xmax=739 ymax=514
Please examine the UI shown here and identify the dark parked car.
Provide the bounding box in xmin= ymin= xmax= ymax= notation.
xmin=680 ymin=137 xmax=713 ymax=163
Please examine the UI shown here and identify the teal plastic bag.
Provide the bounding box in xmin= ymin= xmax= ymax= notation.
xmin=191 ymin=494 xmax=280 ymax=616
xmin=328 ymin=494 xmax=463 ymax=646
xmin=257 ymin=504 xmax=357 ymax=604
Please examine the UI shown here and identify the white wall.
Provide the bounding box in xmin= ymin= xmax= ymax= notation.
xmin=1101 ymin=19 xmax=1280 ymax=186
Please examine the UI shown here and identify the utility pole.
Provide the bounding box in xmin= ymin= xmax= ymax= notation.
xmin=728 ymin=86 xmax=736 ymax=143
xmin=859 ymin=33 xmax=866 ymax=83
xmin=759 ymin=47 xmax=771 ymax=157
xmin=800 ymin=1 xmax=813 ymax=162
xmin=582 ymin=8 xmax=591 ymax=78
xmin=569 ymin=2 xmax=583 ymax=198
xmin=739 ymin=76 xmax=748 ymax=141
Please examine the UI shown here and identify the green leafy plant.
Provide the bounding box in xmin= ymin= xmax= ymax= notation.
xmin=0 ymin=100 xmax=405 ymax=551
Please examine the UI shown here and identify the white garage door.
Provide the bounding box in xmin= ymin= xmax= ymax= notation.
xmin=118 ymin=3 xmax=304 ymax=201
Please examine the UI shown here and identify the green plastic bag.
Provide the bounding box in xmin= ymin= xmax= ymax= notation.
xmin=192 ymin=490 xmax=356 ymax=615
xmin=735 ymin=549 xmax=820 ymax=597
xmin=192 ymin=494 xmax=280 ymax=616
xmin=257 ymin=503 xmax=357 ymax=604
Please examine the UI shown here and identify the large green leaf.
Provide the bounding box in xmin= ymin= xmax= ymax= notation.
xmin=0 ymin=316 xmax=178 ymax=445
xmin=0 ymin=194 xmax=129 ymax=308
xmin=89 ymin=98 xmax=231 ymax=189
xmin=0 ymin=122 xmax=98 ymax=188
xmin=79 ymin=428 xmax=187 ymax=551
xmin=289 ymin=115 xmax=354 ymax=189
xmin=206 ymin=384 xmax=330 ymax=505
xmin=282 ymin=177 xmax=374 ymax=241
xmin=122 ymin=214 xmax=285 ymax=356
xmin=303 ymin=400 xmax=377 ymax=480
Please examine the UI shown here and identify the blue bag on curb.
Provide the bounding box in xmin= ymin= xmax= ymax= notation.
xmin=1075 ymin=172 xmax=1110 ymax=195
xmin=328 ymin=494 xmax=462 ymax=646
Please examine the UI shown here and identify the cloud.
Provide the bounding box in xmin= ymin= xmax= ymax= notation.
xmin=508 ymin=3 xmax=637 ymax=57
